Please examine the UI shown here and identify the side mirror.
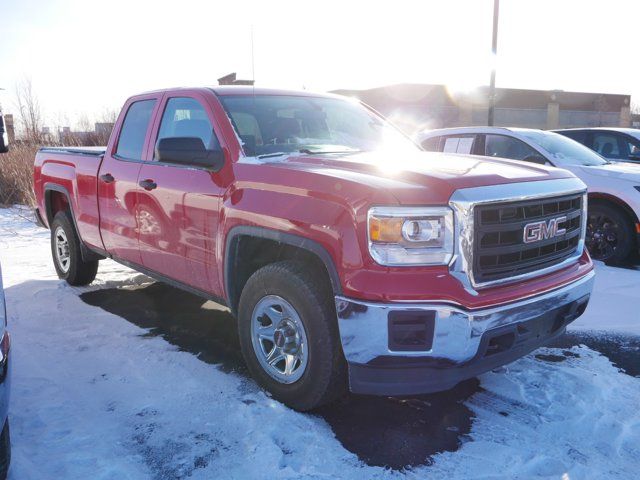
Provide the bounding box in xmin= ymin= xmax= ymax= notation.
xmin=155 ymin=137 xmax=224 ymax=172
xmin=523 ymin=154 xmax=549 ymax=165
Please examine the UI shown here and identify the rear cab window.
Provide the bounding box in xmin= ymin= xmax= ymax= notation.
xmin=115 ymin=100 xmax=156 ymax=160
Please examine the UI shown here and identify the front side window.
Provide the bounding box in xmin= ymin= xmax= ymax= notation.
xmin=116 ymin=99 xmax=156 ymax=160
xmin=592 ymin=133 xmax=623 ymax=159
xmin=219 ymin=95 xmax=419 ymax=157
xmin=484 ymin=134 xmax=539 ymax=161
xmin=156 ymin=97 xmax=219 ymax=157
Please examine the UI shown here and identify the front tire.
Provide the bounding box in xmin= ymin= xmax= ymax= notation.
xmin=50 ymin=211 xmax=99 ymax=286
xmin=586 ymin=203 xmax=634 ymax=264
xmin=237 ymin=261 xmax=347 ymax=411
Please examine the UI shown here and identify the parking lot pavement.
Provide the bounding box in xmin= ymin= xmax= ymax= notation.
xmin=79 ymin=266 xmax=640 ymax=471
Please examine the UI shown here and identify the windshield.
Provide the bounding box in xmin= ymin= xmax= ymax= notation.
xmin=518 ymin=130 xmax=608 ymax=166
xmin=218 ymin=94 xmax=419 ymax=157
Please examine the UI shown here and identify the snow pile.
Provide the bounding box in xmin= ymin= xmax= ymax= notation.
xmin=571 ymin=261 xmax=640 ymax=335
xmin=0 ymin=207 xmax=639 ymax=479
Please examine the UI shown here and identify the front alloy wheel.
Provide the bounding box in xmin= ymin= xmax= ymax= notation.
xmin=251 ymin=295 xmax=309 ymax=384
xmin=237 ymin=260 xmax=347 ymax=411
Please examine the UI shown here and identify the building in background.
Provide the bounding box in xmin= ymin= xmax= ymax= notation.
xmin=217 ymin=72 xmax=254 ymax=86
xmin=57 ymin=122 xmax=114 ymax=146
xmin=332 ymin=84 xmax=632 ymax=135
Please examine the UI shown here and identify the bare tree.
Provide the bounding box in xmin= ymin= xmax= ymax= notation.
xmin=94 ymin=108 xmax=118 ymax=145
xmin=97 ymin=108 xmax=118 ymax=124
xmin=15 ymin=77 xmax=43 ymax=143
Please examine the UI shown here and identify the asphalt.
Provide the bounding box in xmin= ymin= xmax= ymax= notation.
xmin=80 ymin=281 xmax=639 ymax=469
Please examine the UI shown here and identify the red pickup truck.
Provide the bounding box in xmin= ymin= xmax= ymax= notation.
xmin=34 ymin=87 xmax=595 ymax=410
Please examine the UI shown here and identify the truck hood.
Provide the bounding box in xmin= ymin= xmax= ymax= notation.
xmin=577 ymin=161 xmax=640 ymax=183
xmin=252 ymin=150 xmax=575 ymax=204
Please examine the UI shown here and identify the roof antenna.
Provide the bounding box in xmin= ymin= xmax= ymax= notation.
xmin=251 ymin=25 xmax=256 ymax=86
xmin=251 ymin=25 xmax=256 ymax=156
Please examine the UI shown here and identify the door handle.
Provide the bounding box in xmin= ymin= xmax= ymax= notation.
xmin=100 ymin=173 xmax=115 ymax=183
xmin=139 ymin=179 xmax=157 ymax=191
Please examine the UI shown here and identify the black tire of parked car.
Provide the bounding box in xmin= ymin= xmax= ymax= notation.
xmin=50 ymin=211 xmax=99 ymax=286
xmin=237 ymin=260 xmax=347 ymax=411
xmin=0 ymin=419 xmax=10 ymax=480
xmin=586 ymin=203 xmax=635 ymax=264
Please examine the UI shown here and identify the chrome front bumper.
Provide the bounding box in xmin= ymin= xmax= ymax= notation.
xmin=335 ymin=271 xmax=594 ymax=394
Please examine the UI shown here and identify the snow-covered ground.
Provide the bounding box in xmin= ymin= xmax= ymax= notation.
xmin=0 ymin=206 xmax=639 ymax=479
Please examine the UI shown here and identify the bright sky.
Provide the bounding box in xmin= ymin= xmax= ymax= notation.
xmin=1 ymin=0 xmax=639 ymax=128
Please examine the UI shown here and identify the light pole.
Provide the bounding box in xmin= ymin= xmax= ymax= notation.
xmin=487 ymin=0 xmax=499 ymax=126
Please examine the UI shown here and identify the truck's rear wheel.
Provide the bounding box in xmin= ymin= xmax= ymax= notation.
xmin=237 ymin=261 xmax=347 ymax=411
xmin=50 ymin=211 xmax=99 ymax=286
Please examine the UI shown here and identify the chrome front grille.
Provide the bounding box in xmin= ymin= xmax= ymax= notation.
xmin=473 ymin=194 xmax=583 ymax=284
xmin=448 ymin=178 xmax=588 ymax=292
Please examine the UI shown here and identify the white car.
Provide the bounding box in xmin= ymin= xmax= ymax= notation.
xmin=417 ymin=126 xmax=640 ymax=263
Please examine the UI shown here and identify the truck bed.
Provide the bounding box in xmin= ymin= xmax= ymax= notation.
xmin=38 ymin=146 xmax=106 ymax=157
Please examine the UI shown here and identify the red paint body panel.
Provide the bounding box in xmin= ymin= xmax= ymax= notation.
xmin=33 ymin=87 xmax=593 ymax=311
xmin=34 ymin=152 xmax=103 ymax=250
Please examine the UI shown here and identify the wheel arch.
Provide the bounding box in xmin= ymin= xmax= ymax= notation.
xmin=588 ymin=192 xmax=640 ymax=225
xmin=43 ymin=183 xmax=104 ymax=262
xmin=224 ymin=226 xmax=342 ymax=316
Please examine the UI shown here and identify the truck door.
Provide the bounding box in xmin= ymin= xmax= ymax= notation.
xmin=97 ymin=94 xmax=161 ymax=265
xmin=137 ymin=92 xmax=228 ymax=295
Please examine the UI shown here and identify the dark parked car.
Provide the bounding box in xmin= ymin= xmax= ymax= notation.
xmin=554 ymin=128 xmax=640 ymax=164
xmin=0 ymin=115 xmax=8 ymax=154
xmin=0 ymin=264 xmax=10 ymax=479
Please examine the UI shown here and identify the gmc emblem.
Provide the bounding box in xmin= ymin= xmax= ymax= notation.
xmin=523 ymin=216 xmax=567 ymax=244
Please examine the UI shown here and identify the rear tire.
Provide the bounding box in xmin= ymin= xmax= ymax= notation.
xmin=0 ymin=419 xmax=10 ymax=480
xmin=237 ymin=261 xmax=347 ymax=411
xmin=586 ymin=203 xmax=634 ymax=264
xmin=50 ymin=211 xmax=99 ymax=286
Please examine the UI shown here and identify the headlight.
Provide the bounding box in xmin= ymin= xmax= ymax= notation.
xmin=367 ymin=206 xmax=454 ymax=266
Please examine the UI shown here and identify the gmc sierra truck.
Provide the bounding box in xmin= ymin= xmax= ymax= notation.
xmin=33 ymin=87 xmax=595 ymax=410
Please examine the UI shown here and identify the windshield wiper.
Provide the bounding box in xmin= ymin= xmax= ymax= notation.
xmin=256 ymin=148 xmax=361 ymax=159
xmin=256 ymin=152 xmax=290 ymax=159
xmin=298 ymin=148 xmax=361 ymax=155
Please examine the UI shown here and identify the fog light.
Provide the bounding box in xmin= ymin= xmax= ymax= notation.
xmin=388 ymin=311 xmax=435 ymax=351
